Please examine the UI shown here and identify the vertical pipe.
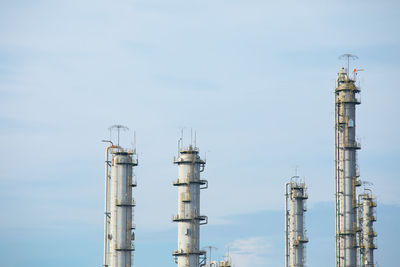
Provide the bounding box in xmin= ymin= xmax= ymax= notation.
xmin=104 ymin=146 xmax=110 ymax=267
xmin=357 ymin=194 xmax=362 ymax=267
xmin=104 ymin=145 xmax=119 ymax=267
xmin=335 ymin=84 xmax=341 ymax=267
xmin=285 ymin=183 xmax=290 ymax=267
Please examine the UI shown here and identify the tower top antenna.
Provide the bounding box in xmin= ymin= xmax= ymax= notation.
xmin=108 ymin=124 xmax=129 ymax=147
xmin=339 ymin=54 xmax=358 ymax=75
xmin=203 ymin=246 xmax=218 ymax=264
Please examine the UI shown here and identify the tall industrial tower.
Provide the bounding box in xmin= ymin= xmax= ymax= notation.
xmin=358 ymin=190 xmax=377 ymax=267
xmin=173 ymin=144 xmax=208 ymax=267
xmin=285 ymin=176 xmax=308 ymax=267
xmin=103 ymin=143 xmax=138 ymax=267
xmin=335 ymin=63 xmax=361 ymax=267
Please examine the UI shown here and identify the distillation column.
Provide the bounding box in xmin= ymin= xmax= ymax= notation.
xmin=359 ymin=192 xmax=377 ymax=267
xmin=104 ymin=147 xmax=138 ymax=267
xmin=335 ymin=68 xmax=361 ymax=267
xmin=285 ymin=177 xmax=308 ymax=267
xmin=173 ymin=145 xmax=208 ymax=267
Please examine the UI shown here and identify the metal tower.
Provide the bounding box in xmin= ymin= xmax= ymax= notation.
xmin=218 ymin=257 xmax=232 ymax=267
xmin=103 ymin=144 xmax=138 ymax=267
xmin=358 ymin=190 xmax=377 ymax=267
xmin=285 ymin=176 xmax=308 ymax=267
xmin=335 ymin=66 xmax=361 ymax=267
xmin=173 ymin=144 xmax=208 ymax=267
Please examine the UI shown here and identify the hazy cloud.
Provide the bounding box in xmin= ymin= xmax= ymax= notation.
xmin=229 ymin=237 xmax=273 ymax=267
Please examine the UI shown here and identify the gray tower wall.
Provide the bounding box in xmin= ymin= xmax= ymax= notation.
xmin=335 ymin=68 xmax=361 ymax=267
xmin=104 ymin=148 xmax=137 ymax=267
xmin=173 ymin=145 xmax=207 ymax=267
xmin=285 ymin=179 xmax=308 ymax=267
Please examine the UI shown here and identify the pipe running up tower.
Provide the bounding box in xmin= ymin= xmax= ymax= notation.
xmin=173 ymin=144 xmax=208 ymax=267
xmin=358 ymin=190 xmax=377 ymax=267
xmin=285 ymin=176 xmax=308 ymax=267
xmin=335 ymin=67 xmax=361 ymax=267
xmin=103 ymin=145 xmax=138 ymax=267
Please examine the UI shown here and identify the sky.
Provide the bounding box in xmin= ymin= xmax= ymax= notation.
xmin=0 ymin=0 xmax=399 ymax=266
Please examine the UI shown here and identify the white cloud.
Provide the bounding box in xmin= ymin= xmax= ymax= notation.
xmin=229 ymin=237 xmax=272 ymax=267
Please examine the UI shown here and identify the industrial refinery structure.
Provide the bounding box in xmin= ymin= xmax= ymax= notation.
xmin=359 ymin=190 xmax=377 ymax=267
xmin=285 ymin=176 xmax=308 ymax=267
xmin=172 ymin=144 xmax=208 ymax=267
xmin=335 ymin=66 xmax=361 ymax=267
xmin=101 ymin=130 xmax=231 ymax=267
xmin=100 ymin=57 xmax=378 ymax=267
xmin=206 ymin=256 xmax=233 ymax=267
xmin=334 ymin=58 xmax=377 ymax=267
xmin=282 ymin=60 xmax=378 ymax=267
xmin=102 ymin=128 xmax=138 ymax=267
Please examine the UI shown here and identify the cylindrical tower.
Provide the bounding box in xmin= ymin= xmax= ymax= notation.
xmin=104 ymin=147 xmax=138 ymax=267
xmin=335 ymin=68 xmax=361 ymax=267
xmin=359 ymin=191 xmax=377 ymax=267
xmin=172 ymin=145 xmax=208 ymax=267
xmin=285 ymin=176 xmax=308 ymax=267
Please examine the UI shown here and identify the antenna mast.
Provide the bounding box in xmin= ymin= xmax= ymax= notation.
xmin=109 ymin=124 xmax=129 ymax=147
xmin=339 ymin=54 xmax=358 ymax=75
xmin=204 ymin=246 xmax=218 ymax=264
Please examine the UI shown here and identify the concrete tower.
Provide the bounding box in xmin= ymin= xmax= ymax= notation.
xmin=285 ymin=176 xmax=308 ymax=267
xmin=359 ymin=191 xmax=377 ymax=267
xmin=335 ymin=67 xmax=361 ymax=267
xmin=173 ymin=144 xmax=208 ymax=267
xmin=104 ymin=145 xmax=138 ymax=267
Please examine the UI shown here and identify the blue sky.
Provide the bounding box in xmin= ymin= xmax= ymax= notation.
xmin=0 ymin=0 xmax=399 ymax=266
